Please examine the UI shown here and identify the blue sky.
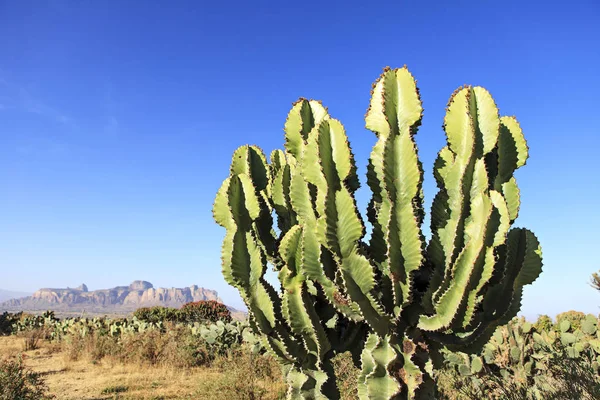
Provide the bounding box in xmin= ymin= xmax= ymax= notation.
xmin=0 ymin=1 xmax=598 ymax=320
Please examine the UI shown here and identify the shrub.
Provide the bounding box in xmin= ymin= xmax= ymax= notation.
xmin=17 ymin=327 xmax=50 ymax=351
xmin=555 ymin=310 xmax=587 ymax=331
xmin=178 ymin=301 xmax=231 ymax=324
xmin=533 ymin=314 xmax=554 ymax=332
xmin=0 ymin=312 xmax=21 ymax=336
xmin=164 ymin=327 xmax=211 ymax=367
xmin=0 ymin=357 xmax=54 ymax=400
xmin=436 ymin=346 xmax=600 ymax=400
xmin=543 ymin=345 xmax=600 ymax=400
xmin=100 ymin=385 xmax=128 ymax=395
xmin=133 ymin=301 xmax=232 ymax=324
xmin=61 ymin=322 xmax=214 ymax=368
xmin=133 ymin=306 xmax=179 ymax=324
xmin=202 ymin=348 xmax=285 ymax=400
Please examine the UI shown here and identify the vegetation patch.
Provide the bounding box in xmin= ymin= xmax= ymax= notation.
xmin=0 ymin=357 xmax=54 ymax=400
xmin=100 ymin=385 xmax=128 ymax=394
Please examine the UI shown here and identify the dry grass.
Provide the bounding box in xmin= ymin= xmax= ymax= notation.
xmin=0 ymin=336 xmax=285 ymax=400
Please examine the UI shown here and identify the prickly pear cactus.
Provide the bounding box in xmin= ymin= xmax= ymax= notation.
xmin=212 ymin=66 xmax=543 ymax=399
xmin=444 ymin=314 xmax=600 ymax=399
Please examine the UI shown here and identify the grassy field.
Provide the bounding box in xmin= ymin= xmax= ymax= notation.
xmin=0 ymin=336 xmax=286 ymax=400
xmin=3 ymin=313 xmax=600 ymax=400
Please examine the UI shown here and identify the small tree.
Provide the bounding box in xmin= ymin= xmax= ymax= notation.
xmin=590 ymin=271 xmax=600 ymax=292
xmin=179 ymin=300 xmax=232 ymax=323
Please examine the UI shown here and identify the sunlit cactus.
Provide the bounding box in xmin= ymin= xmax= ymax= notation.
xmin=212 ymin=66 xmax=543 ymax=399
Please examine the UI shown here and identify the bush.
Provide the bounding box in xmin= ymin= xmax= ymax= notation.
xmin=100 ymin=385 xmax=128 ymax=395
xmin=179 ymin=301 xmax=232 ymax=323
xmin=533 ymin=314 xmax=554 ymax=332
xmin=17 ymin=327 xmax=51 ymax=351
xmin=0 ymin=312 xmax=22 ymax=336
xmin=555 ymin=310 xmax=587 ymax=331
xmin=62 ymin=323 xmax=213 ymax=368
xmin=436 ymin=342 xmax=600 ymax=400
xmin=133 ymin=301 xmax=232 ymax=324
xmin=201 ymin=348 xmax=285 ymax=400
xmin=133 ymin=306 xmax=179 ymax=324
xmin=0 ymin=358 xmax=54 ymax=400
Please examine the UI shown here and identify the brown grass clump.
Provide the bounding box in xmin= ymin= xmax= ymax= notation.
xmin=199 ymin=348 xmax=286 ymax=400
xmin=61 ymin=324 xmax=211 ymax=368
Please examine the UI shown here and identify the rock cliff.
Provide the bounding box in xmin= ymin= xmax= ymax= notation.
xmin=0 ymin=281 xmax=223 ymax=314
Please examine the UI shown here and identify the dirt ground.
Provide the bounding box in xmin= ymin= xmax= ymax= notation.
xmin=0 ymin=336 xmax=282 ymax=400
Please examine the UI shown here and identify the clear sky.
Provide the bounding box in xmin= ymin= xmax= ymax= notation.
xmin=0 ymin=1 xmax=598 ymax=320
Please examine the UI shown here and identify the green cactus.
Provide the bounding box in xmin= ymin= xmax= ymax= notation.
xmin=212 ymin=66 xmax=543 ymax=399
xmin=582 ymin=314 xmax=598 ymax=336
xmin=446 ymin=314 xmax=600 ymax=399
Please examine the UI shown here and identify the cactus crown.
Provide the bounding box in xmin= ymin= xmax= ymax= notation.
xmin=212 ymin=66 xmax=542 ymax=399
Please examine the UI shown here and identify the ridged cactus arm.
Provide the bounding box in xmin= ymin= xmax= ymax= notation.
xmin=494 ymin=117 xmax=528 ymax=221
xmin=427 ymin=228 xmax=542 ymax=353
xmin=269 ymin=149 xmax=297 ymax=235
xmin=302 ymin=117 xmax=390 ymax=334
xmin=279 ymin=226 xmax=330 ymax=365
xmin=430 ymin=87 xmax=497 ymax=296
xmin=213 ymin=173 xmax=278 ymax=335
xmin=281 ymin=101 xmax=364 ymax=321
xmin=421 ymin=150 xmax=454 ymax=314
xmin=419 ymin=86 xmax=505 ymax=332
xmin=214 ymin=146 xmax=308 ymax=368
xmin=358 ymin=334 xmax=401 ymax=400
xmin=280 ymin=100 xmax=359 ymax=323
xmin=482 ymin=228 xmax=542 ymax=327
xmin=276 ymin=100 xmax=367 ymax=399
xmin=284 ymin=98 xmax=329 ymax=163
xmin=231 ymin=146 xmax=282 ymax=269
xmin=365 ymin=67 xmax=426 ymax=316
xmin=278 ymin=225 xmax=337 ymax=399
xmin=419 ymin=86 xmax=541 ymax=346
xmin=279 ymin=226 xmax=337 ymax=371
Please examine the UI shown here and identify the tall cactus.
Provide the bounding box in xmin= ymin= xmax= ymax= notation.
xmin=212 ymin=66 xmax=542 ymax=399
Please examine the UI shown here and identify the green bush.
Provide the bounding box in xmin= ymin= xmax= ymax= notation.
xmin=555 ymin=310 xmax=587 ymax=331
xmin=133 ymin=301 xmax=231 ymax=324
xmin=100 ymin=385 xmax=128 ymax=395
xmin=0 ymin=358 xmax=54 ymax=400
xmin=437 ymin=346 xmax=600 ymax=400
xmin=533 ymin=315 xmax=553 ymax=332
xmin=133 ymin=306 xmax=179 ymax=324
xmin=438 ymin=314 xmax=600 ymax=399
xmin=0 ymin=312 xmax=22 ymax=336
xmin=178 ymin=301 xmax=232 ymax=324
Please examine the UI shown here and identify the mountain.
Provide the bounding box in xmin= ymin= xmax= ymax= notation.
xmin=0 ymin=280 xmax=226 ymax=317
xmin=0 ymin=289 xmax=32 ymax=303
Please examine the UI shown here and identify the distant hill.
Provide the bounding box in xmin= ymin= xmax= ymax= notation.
xmin=0 ymin=289 xmax=32 ymax=303
xmin=0 ymin=280 xmax=245 ymax=320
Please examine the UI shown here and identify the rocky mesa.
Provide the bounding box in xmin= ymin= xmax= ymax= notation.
xmin=0 ymin=281 xmax=223 ymax=315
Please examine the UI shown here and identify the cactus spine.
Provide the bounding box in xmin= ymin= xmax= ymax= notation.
xmin=212 ymin=66 xmax=542 ymax=399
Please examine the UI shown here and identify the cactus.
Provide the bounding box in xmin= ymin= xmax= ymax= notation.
xmin=556 ymin=310 xmax=586 ymax=332
xmin=213 ymin=66 xmax=542 ymax=399
xmin=444 ymin=314 xmax=600 ymax=398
